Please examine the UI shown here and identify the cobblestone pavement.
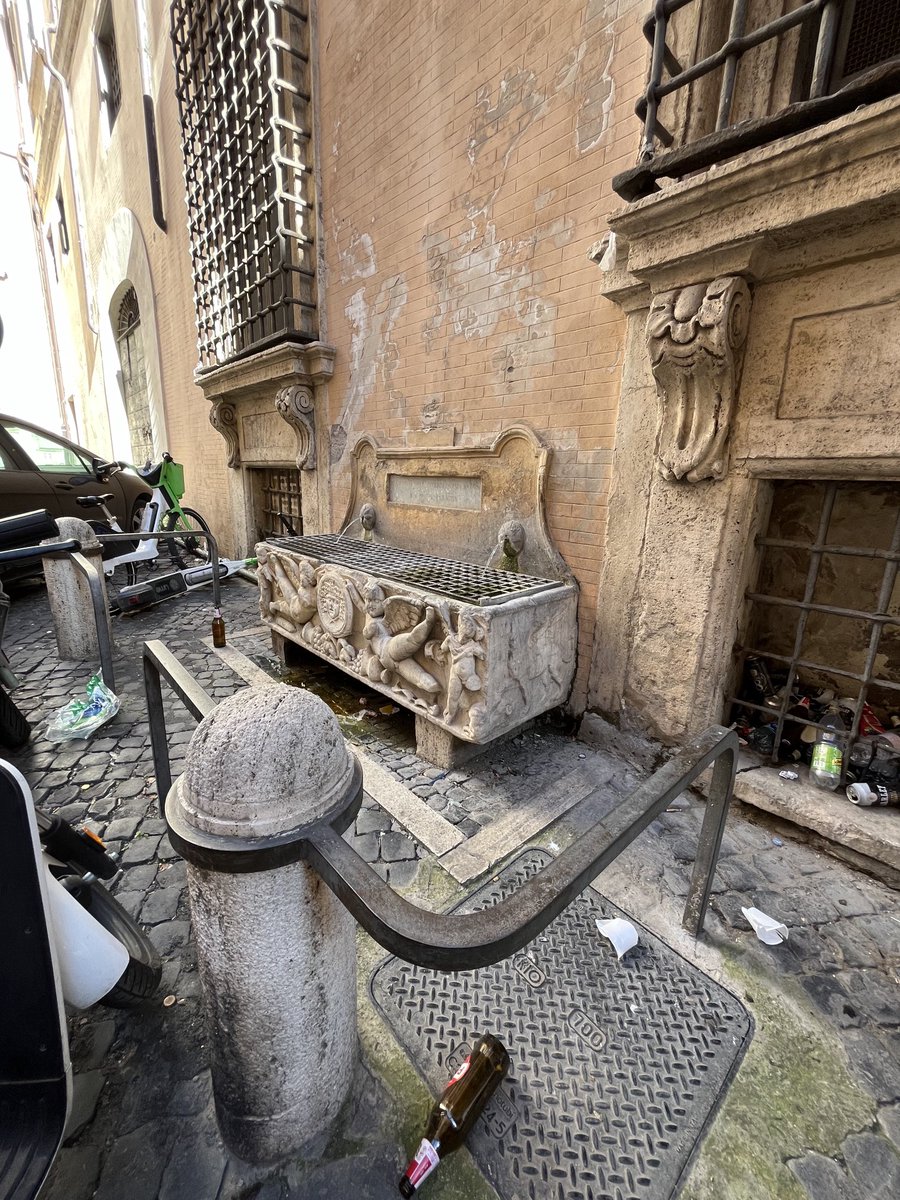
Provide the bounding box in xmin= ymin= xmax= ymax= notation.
xmin=3 ymin=571 xmax=899 ymax=1200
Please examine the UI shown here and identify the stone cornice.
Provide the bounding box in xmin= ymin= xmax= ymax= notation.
xmin=196 ymin=342 xmax=336 ymax=402
xmin=603 ymin=95 xmax=900 ymax=293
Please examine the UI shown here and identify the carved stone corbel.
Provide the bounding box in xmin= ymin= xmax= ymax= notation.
xmin=209 ymin=400 xmax=240 ymax=469
xmin=275 ymin=385 xmax=316 ymax=471
xmin=646 ymin=275 xmax=751 ymax=483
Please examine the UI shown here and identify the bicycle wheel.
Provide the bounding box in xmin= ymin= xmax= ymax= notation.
xmin=165 ymin=507 xmax=211 ymax=567
xmin=81 ymin=880 xmax=162 ymax=1008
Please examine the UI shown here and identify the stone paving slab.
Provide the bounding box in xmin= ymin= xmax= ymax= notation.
xmin=2 ymin=570 xmax=899 ymax=1200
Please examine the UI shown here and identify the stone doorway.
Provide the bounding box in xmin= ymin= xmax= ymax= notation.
xmin=115 ymin=286 xmax=154 ymax=467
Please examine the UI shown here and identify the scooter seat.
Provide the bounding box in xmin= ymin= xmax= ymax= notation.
xmin=0 ymin=764 xmax=69 ymax=1200
xmin=75 ymin=494 xmax=114 ymax=509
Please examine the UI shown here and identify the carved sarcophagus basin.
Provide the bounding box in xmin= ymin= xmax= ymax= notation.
xmin=256 ymin=535 xmax=578 ymax=745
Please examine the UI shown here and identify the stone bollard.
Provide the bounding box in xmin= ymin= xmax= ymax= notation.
xmin=165 ymin=684 xmax=362 ymax=1164
xmin=40 ymin=516 xmax=112 ymax=664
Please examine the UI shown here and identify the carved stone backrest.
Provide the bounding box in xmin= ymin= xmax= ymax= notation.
xmin=338 ymin=424 xmax=572 ymax=581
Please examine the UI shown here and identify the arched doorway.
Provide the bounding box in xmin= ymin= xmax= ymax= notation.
xmin=114 ymin=286 xmax=154 ymax=466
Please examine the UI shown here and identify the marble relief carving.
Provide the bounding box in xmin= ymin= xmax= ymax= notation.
xmin=646 ymin=275 xmax=751 ymax=483
xmin=256 ymin=544 xmax=489 ymax=738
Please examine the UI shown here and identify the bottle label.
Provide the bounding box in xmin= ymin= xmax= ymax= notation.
xmin=403 ymin=1140 xmax=440 ymax=1191
xmin=811 ymin=744 xmax=842 ymax=777
xmin=449 ymin=1055 xmax=471 ymax=1085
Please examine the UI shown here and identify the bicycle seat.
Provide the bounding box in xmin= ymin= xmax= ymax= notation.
xmin=75 ymin=494 xmax=114 ymax=509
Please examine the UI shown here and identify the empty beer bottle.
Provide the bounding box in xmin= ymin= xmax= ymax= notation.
xmin=211 ymin=607 xmax=226 ymax=648
xmin=399 ymin=1034 xmax=509 ymax=1196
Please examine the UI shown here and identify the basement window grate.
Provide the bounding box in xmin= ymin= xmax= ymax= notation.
xmin=170 ymin=0 xmax=316 ymax=371
xmin=253 ymin=467 xmax=304 ymax=540
xmin=729 ymin=480 xmax=900 ymax=763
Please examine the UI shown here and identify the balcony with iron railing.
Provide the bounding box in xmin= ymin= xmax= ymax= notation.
xmin=614 ymin=0 xmax=900 ymax=202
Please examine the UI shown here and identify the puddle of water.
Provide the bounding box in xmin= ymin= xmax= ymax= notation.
xmin=249 ymin=651 xmax=414 ymax=746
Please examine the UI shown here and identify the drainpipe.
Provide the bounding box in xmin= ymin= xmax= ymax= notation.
xmin=32 ymin=17 xmax=99 ymax=336
xmin=133 ymin=0 xmax=166 ymax=231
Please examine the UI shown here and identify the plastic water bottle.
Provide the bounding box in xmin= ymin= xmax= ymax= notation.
xmin=810 ymin=706 xmax=845 ymax=790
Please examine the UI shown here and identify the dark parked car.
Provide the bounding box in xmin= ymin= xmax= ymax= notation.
xmin=0 ymin=415 xmax=150 ymax=531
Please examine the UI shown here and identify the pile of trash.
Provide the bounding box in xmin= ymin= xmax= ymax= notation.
xmin=733 ymin=656 xmax=900 ymax=806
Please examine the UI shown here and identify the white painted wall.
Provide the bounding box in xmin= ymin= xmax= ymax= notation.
xmin=0 ymin=40 xmax=64 ymax=433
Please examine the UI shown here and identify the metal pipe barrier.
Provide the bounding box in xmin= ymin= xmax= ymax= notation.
xmin=69 ymin=550 xmax=117 ymax=691
xmin=144 ymin=641 xmax=738 ymax=967
xmin=144 ymin=639 xmax=216 ymax=809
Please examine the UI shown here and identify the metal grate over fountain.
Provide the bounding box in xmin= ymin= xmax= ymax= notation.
xmin=370 ymin=850 xmax=752 ymax=1200
xmin=266 ymin=535 xmax=564 ymax=606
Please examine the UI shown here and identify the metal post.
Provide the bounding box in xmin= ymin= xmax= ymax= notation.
xmin=164 ymin=683 xmax=363 ymax=1164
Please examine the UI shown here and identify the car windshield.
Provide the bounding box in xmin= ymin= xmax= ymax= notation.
xmin=3 ymin=423 xmax=92 ymax=474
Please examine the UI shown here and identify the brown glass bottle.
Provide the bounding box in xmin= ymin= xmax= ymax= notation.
xmin=399 ymin=1034 xmax=509 ymax=1196
xmin=212 ymin=608 xmax=226 ymax=648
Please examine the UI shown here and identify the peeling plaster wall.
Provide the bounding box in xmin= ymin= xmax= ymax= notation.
xmin=317 ymin=0 xmax=648 ymax=708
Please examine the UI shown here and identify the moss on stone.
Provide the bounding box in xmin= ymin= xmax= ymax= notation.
xmin=680 ymin=948 xmax=876 ymax=1200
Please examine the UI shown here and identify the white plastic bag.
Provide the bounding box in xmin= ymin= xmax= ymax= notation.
xmin=46 ymin=673 xmax=119 ymax=742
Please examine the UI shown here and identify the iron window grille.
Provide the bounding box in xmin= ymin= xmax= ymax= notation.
xmin=96 ymin=5 xmax=122 ymax=129
xmin=616 ymin=0 xmax=900 ymax=201
xmin=253 ymin=467 xmax=304 ymax=540
xmin=729 ymin=480 xmax=900 ymax=765
xmin=170 ymin=0 xmax=317 ymax=372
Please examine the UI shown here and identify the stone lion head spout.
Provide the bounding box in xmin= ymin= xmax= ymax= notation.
xmin=646 ymin=275 xmax=752 ymax=483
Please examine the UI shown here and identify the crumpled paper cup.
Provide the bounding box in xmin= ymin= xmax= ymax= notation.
xmin=741 ymin=906 xmax=789 ymax=945
xmin=595 ymin=917 xmax=639 ymax=960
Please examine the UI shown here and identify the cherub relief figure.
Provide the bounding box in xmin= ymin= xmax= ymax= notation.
xmin=349 ymin=580 xmax=442 ymax=705
xmin=261 ymin=548 xmax=318 ymax=629
xmin=438 ymin=607 xmax=486 ymax=725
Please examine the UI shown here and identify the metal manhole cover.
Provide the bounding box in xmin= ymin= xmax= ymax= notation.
xmin=370 ymin=850 xmax=752 ymax=1200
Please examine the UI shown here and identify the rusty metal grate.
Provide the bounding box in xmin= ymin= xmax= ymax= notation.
xmin=267 ymin=534 xmax=564 ymax=606
xmin=252 ymin=467 xmax=303 ymax=540
xmin=170 ymin=0 xmax=316 ymax=370
xmin=729 ymin=480 xmax=900 ymax=762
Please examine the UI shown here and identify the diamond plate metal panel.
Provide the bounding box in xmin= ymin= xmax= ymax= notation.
xmin=370 ymin=850 xmax=752 ymax=1200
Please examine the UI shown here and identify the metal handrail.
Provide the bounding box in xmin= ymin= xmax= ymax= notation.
xmin=144 ymin=639 xmax=216 ymax=811
xmin=144 ymin=640 xmax=738 ymax=971
xmin=305 ymin=725 xmax=737 ymax=967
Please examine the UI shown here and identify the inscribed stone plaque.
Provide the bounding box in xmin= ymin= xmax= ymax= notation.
xmin=240 ymin=411 xmax=295 ymax=462
xmin=777 ymin=300 xmax=900 ymax=419
xmin=387 ymin=473 xmax=482 ymax=511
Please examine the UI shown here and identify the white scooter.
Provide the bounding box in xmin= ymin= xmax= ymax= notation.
xmin=1 ymin=760 xmax=160 ymax=1199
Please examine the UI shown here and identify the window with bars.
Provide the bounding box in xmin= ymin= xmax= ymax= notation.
xmin=729 ymin=480 xmax=900 ymax=764
xmin=96 ymin=3 xmax=122 ymax=130
xmin=251 ymin=467 xmax=304 ymax=542
xmin=170 ymin=0 xmax=317 ymax=372
xmin=616 ymin=0 xmax=900 ymax=201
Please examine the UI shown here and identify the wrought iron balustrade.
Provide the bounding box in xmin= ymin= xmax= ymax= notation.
xmin=615 ymin=0 xmax=900 ymax=201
